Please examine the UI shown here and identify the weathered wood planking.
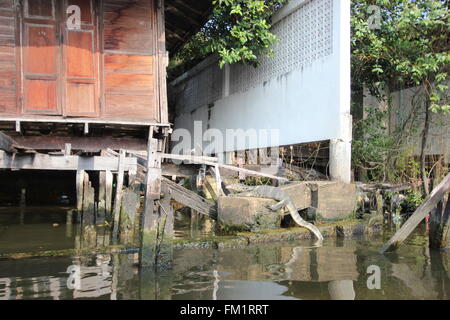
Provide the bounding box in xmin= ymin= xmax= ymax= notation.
xmin=0 ymin=0 xmax=16 ymax=114
xmin=0 ymin=150 xmax=137 ymax=171
xmin=102 ymin=0 xmax=159 ymax=122
xmin=162 ymin=176 xmax=217 ymax=218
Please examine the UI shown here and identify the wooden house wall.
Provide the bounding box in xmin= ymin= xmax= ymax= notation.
xmin=0 ymin=0 xmax=167 ymax=124
xmin=0 ymin=0 xmax=17 ymax=115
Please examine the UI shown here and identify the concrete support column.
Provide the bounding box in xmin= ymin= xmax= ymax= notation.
xmin=329 ymin=139 xmax=352 ymax=184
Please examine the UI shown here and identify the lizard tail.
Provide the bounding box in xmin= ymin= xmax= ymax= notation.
xmin=287 ymin=204 xmax=324 ymax=243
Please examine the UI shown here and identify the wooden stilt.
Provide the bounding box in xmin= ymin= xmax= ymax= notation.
xmin=112 ymin=150 xmax=126 ymax=242
xmin=156 ymin=184 xmax=174 ymax=269
xmin=119 ymin=186 xmax=140 ymax=245
xmin=429 ymin=194 xmax=450 ymax=249
xmin=81 ymin=172 xmax=97 ymax=249
xmin=213 ymin=164 xmax=224 ymax=196
xmin=66 ymin=210 xmax=73 ymax=238
xmin=98 ymin=171 xmax=107 ymax=223
xmin=76 ymin=170 xmax=85 ymax=212
xmin=19 ymin=187 xmax=26 ymax=225
xmin=82 ymin=172 xmax=95 ymax=226
xmin=190 ymin=209 xmax=200 ymax=238
xmin=247 ymin=149 xmax=258 ymax=165
xmin=105 ymin=170 xmax=113 ymax=219
xmin=140 ymin=127 xmax=162 ymax=268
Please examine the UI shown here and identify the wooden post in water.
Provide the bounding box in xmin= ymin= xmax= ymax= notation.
xmin=140 ymin=127 xmax=163 ymax=268
xmin=112 ymin=150 xmax=126 ymax=243
xmin=66 ymin=210 xmax=73 ymax=238
xmin=105 ymin=170 xmax=113 ymax=219
xmin=81 ymin=172 xmax=97 ymax=249
xmin=380 ymin=173 xmax=450 ymax=253
xmin=19 ymin=187 xmax=26 ymax=225
xmin=76 ymin=170 xmax=85 ymax=212
xmin=429 ymin=194 xmax=450 ymax=249
xmin=98 ymin=171 xmax=107 ymax=223
xmin=119 ymin=186 xmax=140 ymax=245
xmin=156 ymin=183 xmax=174 ymax=269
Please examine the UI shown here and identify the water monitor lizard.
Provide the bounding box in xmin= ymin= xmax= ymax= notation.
xmin=234 ymin=185 xmax=324 ymax=243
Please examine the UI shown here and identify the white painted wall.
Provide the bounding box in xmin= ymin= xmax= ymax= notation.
xmin=172 ymin=0 xmax=352 ymax=181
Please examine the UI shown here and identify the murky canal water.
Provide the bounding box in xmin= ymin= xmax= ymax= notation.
xmin=0 ymin=206 xmax=449 ymax=300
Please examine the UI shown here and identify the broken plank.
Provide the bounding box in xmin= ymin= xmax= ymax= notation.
xmin=380 ymin=173 xmax=450 ymax=254
xmin=162 ymin=177 xmax=217 ymax=219
xmin=0 ymin=131 xmax=17 ymax=152
xmin=135 ymin=152 xmax=288 ymax=183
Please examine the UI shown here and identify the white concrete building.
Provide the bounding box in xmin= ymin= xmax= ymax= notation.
xmin=171 ymin=0 xmax=352 ymax=183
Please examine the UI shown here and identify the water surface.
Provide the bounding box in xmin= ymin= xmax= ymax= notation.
xmin=0 ymin=206 xmax=449 ymax=300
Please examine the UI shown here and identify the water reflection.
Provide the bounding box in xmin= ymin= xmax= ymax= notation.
xmin=0 ymin=236 xmax=449 ymax=300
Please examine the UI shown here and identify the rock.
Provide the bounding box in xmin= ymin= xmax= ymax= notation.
xmin=310 ymin=182 xmax=357 ymax=221
xmin=279 ymin=182 xmax=311 ymax=210
xmin=218 ymin=196 xmax=282 ymax=231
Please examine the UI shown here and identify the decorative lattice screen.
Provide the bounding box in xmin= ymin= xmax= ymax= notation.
xmin=230 ymin=0 xmax=333 ymax=95
xmin=174 ymin=0 xmax=334 ymax=111
xmin=174 ymin=61 xmax=223 ymax=114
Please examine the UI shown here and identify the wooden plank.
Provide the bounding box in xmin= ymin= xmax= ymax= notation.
xmin=0 ymin=150 xmax=137 ymax=171
xmin=0 ymin=117 xmax=170 ymax=127
xmin=380 ymin=173 xmax=450 ymax=254
xmin=0 ymin=131 xmax=16 ymax=152
xmin=162 ymin=176 xmax=217 ymax=218
xmin=160 ymin=153 xmax=218 ymax=163
xmin=136 ymin=152 xmax=287 ymax=182
xmin=131 ymin=151 xmax=218 ymax=163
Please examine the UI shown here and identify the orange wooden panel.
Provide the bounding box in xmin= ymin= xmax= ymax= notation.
xmin=104 ymin=94 xmax=156 ymax=120
xmin=0 ymin=93 xmax=16 ymax=113
xmin=65 ymin=82 xmax=96 ymax=115
xmin=24 ymin=24 xmax=56 ymax=75
xmin=24 ymin=79 xmax=57 ymax=112
xmin=103 ymin=0 xmax=155 ymax=53
xmin=105 ymin=74 xmax=153 ymax=95
xmin=25 ymin=0 xmax=54 ymax=19
xmin=68 ymin=0 xmax=93 ymax=25
xmin=104 ymin=54 xmax=153 ymax=74
xmin=66 ymin=31 xmax=94 ymax=78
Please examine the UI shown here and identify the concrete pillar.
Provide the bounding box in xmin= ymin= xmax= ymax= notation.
xmin=329 ymin=139 xmax=352 ymax=184
xmin=330 ymin=112 xmax=352 ymax=184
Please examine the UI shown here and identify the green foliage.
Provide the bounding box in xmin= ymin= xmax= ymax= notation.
xmin=352 ymin=105 xmax=396 ymax=181
xmin=208 ymin=0 xmax=288 ymax=67
xmin=244 ymin=176 xmax=272 ymax=186
xmin=169 ymin=0 xmax=287 ymax=77
xmin=404 ymin=189 xmax=425 ymax=208
xmin=351 ymin=0 xmax=450 ymax=113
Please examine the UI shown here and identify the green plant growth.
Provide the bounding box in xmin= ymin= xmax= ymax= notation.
xmin=351 ymin=0 xmax=449 ymax=193
xmin=169 ymin=0 xmax=288 ymax=77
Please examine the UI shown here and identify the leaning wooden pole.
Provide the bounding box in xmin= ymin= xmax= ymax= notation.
xmin=380 ymin=173 xmax=450 ymax=254
xmin=140 ymin=127 xmax=163 ymax=268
